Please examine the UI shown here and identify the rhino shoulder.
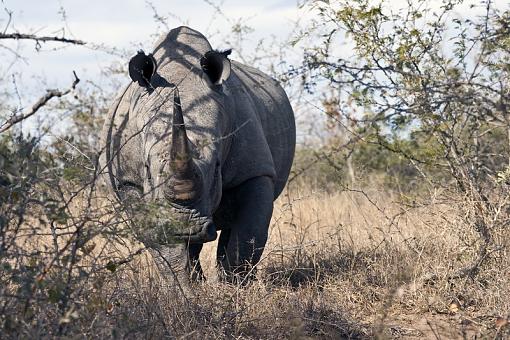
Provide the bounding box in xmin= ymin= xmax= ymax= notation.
xmin=223 ymin=62 xmax=296 ymax=198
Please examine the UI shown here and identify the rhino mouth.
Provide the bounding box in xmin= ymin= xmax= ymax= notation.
xmin=172 ymin=220 xmax=217 ymax=243
xmin=149 ymin=208 xmax=218 ymax=245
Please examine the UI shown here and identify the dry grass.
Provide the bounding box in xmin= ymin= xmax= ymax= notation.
xmin=3 ymin=183 xmax=509 ymax=339
xmin=86 ymin=184 xmax=509 ymax=339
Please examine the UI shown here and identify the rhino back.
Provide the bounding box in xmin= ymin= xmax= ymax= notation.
xmin=223 ymin=61 xmax=296 ymax=199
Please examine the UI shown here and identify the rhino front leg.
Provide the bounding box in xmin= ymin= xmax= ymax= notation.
xmin=149 ymin=243 xmax=197 ymax=294
xmin=188 ymin=243 xmax=204 ymax=281
xmin=215 ymin=176 xmax=274 ymax=283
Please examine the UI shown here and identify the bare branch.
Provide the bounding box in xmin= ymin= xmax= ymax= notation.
xmin=0 ymin=71 xmax=80 ymax=133
xmin=2 ymin=7 xmax=13 ymax=34
xmin=0 ymin=32 xmax=85 ymax=45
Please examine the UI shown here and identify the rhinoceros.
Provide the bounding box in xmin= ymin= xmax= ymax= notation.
xmin=99 ymin=26 xmax=295 ymax=286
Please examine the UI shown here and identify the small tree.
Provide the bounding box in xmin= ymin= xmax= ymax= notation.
xmin=294 ymin=0 xmax=510 ymax=278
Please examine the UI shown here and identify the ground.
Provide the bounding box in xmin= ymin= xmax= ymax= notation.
xmin=110 ymin=183 xmax=509 ymax=339
xmin=3 ymin=181 xmax=508 ymax=339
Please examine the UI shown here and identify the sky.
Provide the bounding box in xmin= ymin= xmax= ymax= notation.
xmin=1 ymin=0 xmax=303 ymax=97
xmin=3 ymin=0 xmax=506 ymax=93
xmin=1 ymin=0 xmax=508 ymax=142
xmin=0 ymin=0 xmax=313 ymax=138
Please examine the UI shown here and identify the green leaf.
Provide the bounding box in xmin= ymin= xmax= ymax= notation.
xmin=106 ymin=261 xmax=117 ymax=273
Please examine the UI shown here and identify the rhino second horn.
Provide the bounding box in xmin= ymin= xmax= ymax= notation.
xmin=170 ymin=89 xmax=193 ymax=178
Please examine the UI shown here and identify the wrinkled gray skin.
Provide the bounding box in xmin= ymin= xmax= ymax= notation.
xmin=99 ymin=26 xmax=295 ymax=287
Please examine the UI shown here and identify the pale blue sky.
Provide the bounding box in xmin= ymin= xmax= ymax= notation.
xmin=1 ymin=0 xmax=507 ymax=141
xmin=3 ymin=0 xmax=505 ymax=101
xmin=1 ymin=0 xmax=303 ymax=106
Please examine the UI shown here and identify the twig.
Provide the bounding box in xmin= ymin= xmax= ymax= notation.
xmin=2 ymin=8 xmax=13 ymax=34
xmin=426 ymin=319 xmax=442 ymax=340
xmin=50 ymin=133 xmax=95 ymax=170
xmin=0 ymin=71 xmax=80 ymax=133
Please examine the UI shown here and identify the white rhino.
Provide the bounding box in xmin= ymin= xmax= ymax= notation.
xmin=100 ymin=26 xmax=295 ymax=286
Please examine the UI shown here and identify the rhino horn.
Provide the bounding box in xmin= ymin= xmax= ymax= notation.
xmin=171 ymin=88 xmax=192 ymax=176
xmin=169 ymin=89 xmax=201 ymax=201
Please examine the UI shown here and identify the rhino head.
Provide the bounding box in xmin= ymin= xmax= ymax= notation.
xmin=123 ymin=35 xmax=233 ymax=248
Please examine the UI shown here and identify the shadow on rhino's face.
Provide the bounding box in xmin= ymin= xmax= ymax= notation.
xmin=125 ymin=28 xmax=231 ymax=246
xmin=139 ymin=89 xmax=219 ymax=246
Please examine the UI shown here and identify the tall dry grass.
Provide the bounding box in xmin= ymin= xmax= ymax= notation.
xmin=3 ymin=181 xmax=509 ymax=339
xmin=91 ymin=183 xmax=509 ymax=339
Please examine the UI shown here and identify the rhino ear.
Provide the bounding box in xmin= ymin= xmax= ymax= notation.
xmin=200 ymin=49 xmax=231 ymax=85
xmin=128 ymin=50 xmax=157 ymax=87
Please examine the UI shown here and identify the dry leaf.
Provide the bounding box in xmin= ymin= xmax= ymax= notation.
xmin=495 ymin=317 xmax=508 ymax=328
xmin=448 ymin=303 xmax=459 ymax=313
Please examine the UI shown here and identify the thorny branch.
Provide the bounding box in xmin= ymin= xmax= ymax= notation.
xmin=0 ymin=32 xmax=85 ymax=46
